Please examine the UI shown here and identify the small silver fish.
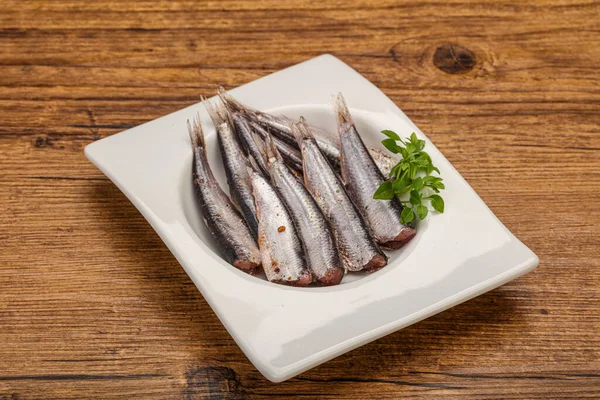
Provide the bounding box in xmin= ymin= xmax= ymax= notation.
xmin=249 ymin=161 xmax=311 ymax=286
xmin=249 ymin=120 xmax=304 ymax=174
xmin=333 ymin=93 xmax=416 ymax=250
xmin=217 ymin=87 xmax=341 ymax=167
xmin=368 ymin=147 xmax=396 ymax=177
xmin=260 ymin=136 xmax=344 ymax=285
xmin=204 ymin=98 xmax=259 ymax=240
xmin=291 ymin=118 xmax=387 ymax=272
xmin=229 ymin=112 xmax=270 ymax=178
xmin=257 ymin=114 xmax=342 ymax=167
xmin=188 ymin=114 xmax=261 ymax=273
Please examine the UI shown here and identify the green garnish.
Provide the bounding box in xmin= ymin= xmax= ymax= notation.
xmin=373 ymin=131 xmax=445 ymax=224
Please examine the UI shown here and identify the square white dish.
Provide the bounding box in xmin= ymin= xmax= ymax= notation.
xmin=85 ymin=54 xmax=539 ymax=382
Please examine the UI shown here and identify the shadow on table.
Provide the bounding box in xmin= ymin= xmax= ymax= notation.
xmin=86 ymin=181 xmax=239 ymax=348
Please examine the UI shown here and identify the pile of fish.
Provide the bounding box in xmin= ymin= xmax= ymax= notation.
xmin=188 ymin=89 xmax=416 ymax=286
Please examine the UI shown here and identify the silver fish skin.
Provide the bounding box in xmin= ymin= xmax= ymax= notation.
xmin=249 ymin=120 xmax=304 ymax=173
xmin=258 ymin=115 xmax=393 ymax=175
xmin=333 ymin=93 xmax=416 ymax=250
xmin=368 ymin=147 xmax=396 ymax=177
xmin=229 ymin=112 xmax=270 ymax=178
xmin=250 ymin=112 xmax=390 ymax=172
xmin=249 ymin=166 xmax=312 ymax=286
xmin=291 ymin=119 xmax=387 ymax=272
xmin=205 ymin=99 xmax=259 ymax=240
xmin=217 ymin=87 xmax=341 ymax=167
xmin=257 ymin=114 xmax=342 ymax=168
xmin=261 ymin=137 xmax=344 ymax=285
xmin=250 ymin=111 xmax=397 ymax=176
xmin=187 ymin=114 xmax=261 ymax=273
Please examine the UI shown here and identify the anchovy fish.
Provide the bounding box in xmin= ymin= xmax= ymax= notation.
xmin=256 ymin=114 xmax=341 ymax=167
xmin=188 ymin=114 xmax=261 ymax=273
xmin=217 ymin=87 xmax=341 ymax=167
xmin=249 ymin=120 xmax=303 ymax=173
xmin=333 ymin=93 xmax=416 ymax=250
xmin=291 ymin=118 xmax=387 ymax=272
xmin=249 ymin=162 xmax=312 ymax=286
xmin=229 ymin=112 xmax=270 ymax=178
xmin=205 ymin=99 xmax=259 ymax=240
xmin=260 ymin=136 xmax=344 ymax=285
xmin=368 ymin=146 xmax=396 ymax=177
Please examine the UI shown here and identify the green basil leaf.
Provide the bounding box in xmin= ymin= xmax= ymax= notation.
xmin=382 ymin=138 xmax=400 ymax=154
xmin=416 ymin=204 xmax=428 ymax=220
xmin=374 ymin=128 xmax=445 ymax=222
xmin=432 ymin=181 xmax=445 ymax=190
xmin=399 ymin=147 xmax=408 ymax=159
xmin=414 ymin=156 xmax=430 ymax=167
xmin=410 ymin=189 xmax=421 ymax=206
xmin=430 ymin=194 xmax=445 ymax=213
xmin=398 ymin=169 xmax=410 ymax=185
xmin=381 ymin=130 xmax=401 ymax=141
xmin=373 ymin=181 xmax=395 ymax=200
xmin=412 ymin=176 xmax=424 ymax=191
xmin=423 ymin=175 xmax=439 ymax=185
xmin=400 ymin=207 xmax=415 ymax=224
xmin=392 ymin=177 xmax=407 ymax=193
xmin=410 ymin=132 xmax=418 ymax=144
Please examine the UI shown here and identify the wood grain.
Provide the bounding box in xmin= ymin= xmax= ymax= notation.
xmin=1 ymin=0 xmax=599 ymax=398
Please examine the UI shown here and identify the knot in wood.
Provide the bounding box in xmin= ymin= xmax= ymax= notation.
xmin=433 ymin=44 xmax=477 ymax=74
xmin=185 ymin=366 xmax=246 ymax=399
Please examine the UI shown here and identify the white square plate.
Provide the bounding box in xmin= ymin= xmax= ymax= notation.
xmin=85 ymin=54 xmax=538 ymax=382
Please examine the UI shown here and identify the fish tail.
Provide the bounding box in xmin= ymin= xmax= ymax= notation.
xmin=204 ymin=97 xmax=230 ymax=128
xmin=248 ymin=155 xmax=261 ymax=173
xmin=243 ymin=153 xmax=262 ymax=181
xmin=264 ymin=132 xmax=282 ymax=162
xmin=289 ymin=117 xmax=314 ymax=146
xmin=251 ymin=128 xmax=283 ymax=168
xmin=217 ymin=86 xmax=252 ymax=115
xmin=248 ymin=120 xmax=269 ymax=140
xmin=250 ymin=131 xmax=269 ymax=166
xmin=217 ymin=86 xmax=271 ymax=127
xmin=332 ymin=92 xmax=354 ymax=135
xmin=187 ymin=112 xmax=206 ymax=152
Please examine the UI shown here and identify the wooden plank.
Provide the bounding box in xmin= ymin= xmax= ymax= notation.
xmin=1 ymin=0 xmax=599 ymax=398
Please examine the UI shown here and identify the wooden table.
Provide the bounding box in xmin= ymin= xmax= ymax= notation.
xmin=1 ymin=1 xmax=599 ymax=398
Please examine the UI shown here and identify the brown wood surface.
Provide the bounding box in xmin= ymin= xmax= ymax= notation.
xmin=1 ymin=0 xmax=599 ymax=398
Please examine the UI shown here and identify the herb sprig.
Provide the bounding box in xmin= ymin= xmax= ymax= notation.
xmin=373 ymin=131 xmax=445 ymax=224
